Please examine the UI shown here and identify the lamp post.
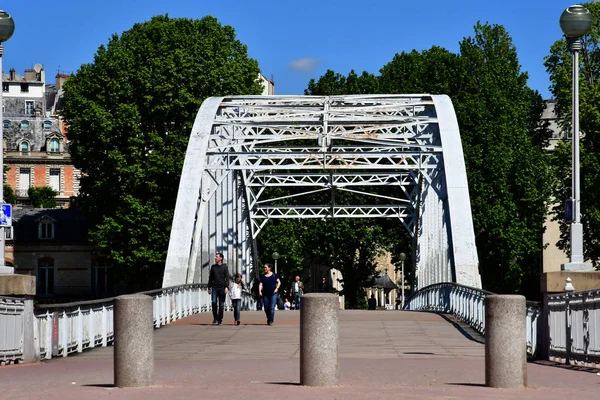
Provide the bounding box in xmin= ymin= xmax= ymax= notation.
xmin=560 ymin=5 xmax=593 ymax=271
xmin=398 ymin=252 xmax=406 ymax=309
xmin=272 ymin=251 xmax=279 ymax=274
xmin=0 ymin=11 xmax=14 ymax=275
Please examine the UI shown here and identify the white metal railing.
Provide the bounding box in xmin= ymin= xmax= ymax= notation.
xmin=34 ymin=283 xmax=257 ymax=360
xmin=548 ymin=289 xmax=600 ymax=365
xmin=404 ymin=282 xmax=541 ymax=357
xmin=0 ymin=296 xmax=25 ymax=363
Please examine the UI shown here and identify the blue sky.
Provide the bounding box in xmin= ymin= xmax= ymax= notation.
xmin=1 ymin=0 xmax=580 ymax=99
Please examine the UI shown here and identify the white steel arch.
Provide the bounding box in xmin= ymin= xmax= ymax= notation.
xmin=162 ymin=95 xmax=480 ymax=289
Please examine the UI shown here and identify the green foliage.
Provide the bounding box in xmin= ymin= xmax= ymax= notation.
xmin=28 ymin=186 xmax=57 ymax=208
xmin=301 ymin=22 xmax=552 ymax=297
xmin=3 ymin=184 xmax=15 ymax=205
xmin=61 ymin=15 xmax=263 ymax=288
xmin=545 ymin=2 xmax=600 ymax=267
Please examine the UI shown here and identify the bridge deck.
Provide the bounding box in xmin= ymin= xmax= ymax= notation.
xmin=0 ymin=310 xmax=597 ymax=399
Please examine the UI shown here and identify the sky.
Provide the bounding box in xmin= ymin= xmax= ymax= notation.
xmin=0 ymin=0 xmax=585 ymax=99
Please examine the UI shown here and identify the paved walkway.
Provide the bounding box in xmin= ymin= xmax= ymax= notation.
xmin=1 ymin=310 xmax=599 ymax=399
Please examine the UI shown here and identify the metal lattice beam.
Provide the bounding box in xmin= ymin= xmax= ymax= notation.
xmin=163 ymin=95 xmax=480 ymax=291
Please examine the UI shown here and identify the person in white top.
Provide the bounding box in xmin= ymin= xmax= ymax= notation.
xmin=283 ymin=298 xmax=291 ymax=310
xmin=230 ymin=272 xmax=244 ymax=325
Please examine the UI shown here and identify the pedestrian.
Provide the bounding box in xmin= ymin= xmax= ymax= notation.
xmin=230 ymin=272 xmax=244 ymax=326
xmin=208 ymin=252 xmax=231 ymax=325
xmin=284 ymin=298 xmax=291 ymax=310
xmin=290 ymin=275 xmax=304 ymax=310
xmin=319 ymin=276 xmax=331 ymax=293
xmin=368 ymin=293 xmax=377 ymax=310
xmin=259 ymin=263 xmax=281 ymax=325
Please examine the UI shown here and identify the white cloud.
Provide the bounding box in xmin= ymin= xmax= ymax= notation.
xmin=288 ymin=57 xmax=319 ymax=74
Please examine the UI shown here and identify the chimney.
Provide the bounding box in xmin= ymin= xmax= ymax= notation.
xmin=24 ymin=69 xmax=36 ymax=81
xmin=55 ymin=74 xmax=69 ymax=90
xmin=9 ymin=68 xmax=15 ymax=80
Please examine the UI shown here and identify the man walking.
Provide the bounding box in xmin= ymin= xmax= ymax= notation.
xmin=290 ymin=275 xmax=304 ymax=310
xmin=208 ymin=252 xmax=230 ymax=325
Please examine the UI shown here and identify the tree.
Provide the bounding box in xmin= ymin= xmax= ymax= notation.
xmin=545 ymin=1 xmax=600 ymax=267
xmin=61 ymin=15 xmax=263 ymax=288
xmin=302 ymin=23 xmax=552 ymax=296
xmin=453 ymin=23 xmax=552 ymax=295
xmin=28 ymin=186 xmax=57 ymax=208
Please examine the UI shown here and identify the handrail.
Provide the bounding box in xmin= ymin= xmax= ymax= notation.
xmin=547 ymin=288 xmax=600 ymax=365
xmin=33 ymin=283 xmax=257 ymax=360
xmin=404 ymin=282 xmax=540 ymax=357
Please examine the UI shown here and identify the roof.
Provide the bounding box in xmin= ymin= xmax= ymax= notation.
xmin=372 ymin=272 xmax=397 ymax=289
xmin=12 ymin=207 xmax=89 ymax=242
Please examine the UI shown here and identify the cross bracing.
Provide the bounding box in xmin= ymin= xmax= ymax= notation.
xmin=163 ymin=95 xmax=480 ymax=291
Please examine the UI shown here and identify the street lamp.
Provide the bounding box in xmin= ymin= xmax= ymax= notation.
xmin=0 ymin=10 xmax=14 ymax=275
xmin=398 ymin=252 xmax=406 ymax=309
xmin=560 ymin=5 xmax=593 ymax=271
xmin=272 ymin=251 xmax=280 ymax=274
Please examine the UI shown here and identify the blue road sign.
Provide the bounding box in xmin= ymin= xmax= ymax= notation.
xmin=0 ymin=204 xmax=12 ymax=227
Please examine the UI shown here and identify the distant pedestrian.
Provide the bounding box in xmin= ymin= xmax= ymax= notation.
xmin=368 ymin=293 xmax=377 ymax=310
xmin=230 ymin=272 xmax=244 ymax=326
xmin=259 ymin=263 xmax=281 ymax=325
xmin=290 ymin=275 xmax=304 ymax=310
xmin=319 ymin=277 xmax=331 ymax=293
xmin=208 ymin=252 xmax=231 ymax=325
xmin=284 ymin=298 xmax=291 ymax=310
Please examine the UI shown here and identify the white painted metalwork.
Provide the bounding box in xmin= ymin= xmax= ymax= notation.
xmin=163 ymin=95 xmax=480 ymax=290
xmin=405 ymin=282 xmax=540 ymax=357
xmin=33 ymin=284 xmax=256 ymax=360
xmin=0 ymin=296 xmax=24 ymax=363
xmin=548 ymin=289 xmax=600 ymax=364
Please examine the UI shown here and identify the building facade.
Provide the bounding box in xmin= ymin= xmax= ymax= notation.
xmin=6 ymin=207 xmax=111 ymax=300
xmin=2 ymin=67 xmax=80 ymax=207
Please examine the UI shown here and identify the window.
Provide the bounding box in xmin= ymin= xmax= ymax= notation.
xmin=20 ymin=120 xmax=29 ymax=129
xmin=18 ymin=168 xmax=30 ymax=193
xmin=20 ymin=83 xmax=29 ymax=93
xmin=49 ymin=169 xmax=61 ymax=192
xmin=3 ymin=120 xmax=8 ymax=129
xmin=91 ymin=257 xmax=112 ymax=297
xmin=21 ymin=141 xmax=29 ymax=154
xmin=2 ymin=83 xmax=8 ymax=92
xmin=43 ymin=120 xmax=52 ymax=130
xmin=49 ymin=138 xmax=60 ymax=153
xmin=39 ymin=220 xmax=54 ymax=240
xmin=37 ymin=258 xmax=54 ymax=297
xmin=25 ymin=101 xmax=34 ymax=115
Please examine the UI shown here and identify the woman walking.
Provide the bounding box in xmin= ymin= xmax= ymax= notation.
xmin=258 ymin=263 xmax=281 ymax=325
xmin=230 ymin=272 xmax=244 ymax=325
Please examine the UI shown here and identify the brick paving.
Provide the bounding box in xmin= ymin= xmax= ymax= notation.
xmin=0 ymin=309 xmax=598 ymax=399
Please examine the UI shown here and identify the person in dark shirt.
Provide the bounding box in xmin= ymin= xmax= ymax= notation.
xmin=368 ymin=293 xmax=377 ymax=310
xmin=319 ymin=277 xmax=331 ymax=293
xmin=208 ymin=252 xmax=231 ymax=325
xmin=259 ymin=263 xmax=281 ymax=325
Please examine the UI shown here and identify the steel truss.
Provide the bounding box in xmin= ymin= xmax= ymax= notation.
xmin=163 ymin=95 xmax=480 ymax=291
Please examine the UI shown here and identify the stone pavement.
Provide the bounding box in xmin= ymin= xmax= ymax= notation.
xmin=1 ymin=310 xmax=599 ymax=399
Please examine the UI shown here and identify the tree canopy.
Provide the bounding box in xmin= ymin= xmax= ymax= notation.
xmin=61 ymin=15 xmax=263 ymax=288
xmin=545 ymin=1 xmax=600 ymax=267
xmin=296 ymin=22 xmax=552 ymax=297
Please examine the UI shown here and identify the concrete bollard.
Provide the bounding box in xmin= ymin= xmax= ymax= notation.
xmin=114 ymin=294 xmax=154 ymax=387
xmin=485 ymin=295 xmax=527 ymax=388
xmin=300 ymin=293 xmax=339 ymax=386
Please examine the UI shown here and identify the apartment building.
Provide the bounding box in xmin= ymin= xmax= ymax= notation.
xmin=2 ymin=66 xmax=80 ymax=207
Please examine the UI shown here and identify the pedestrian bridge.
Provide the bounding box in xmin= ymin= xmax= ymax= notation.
xmin=1 ymin=286 xmax=598 ymax=400
xmin=163 ymin=95 xmax=480 ymax=291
